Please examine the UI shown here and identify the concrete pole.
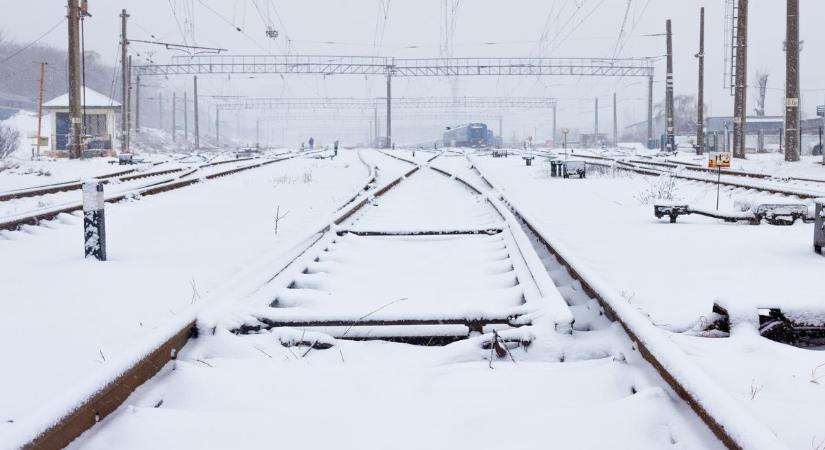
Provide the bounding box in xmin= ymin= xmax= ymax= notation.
xmin=785 ymin=0 xmax=800 ymax=161
xmin=67 ymin=0 xmax=83 ymax=158
xmin=193 ymin=76 xmax=199 ymax=149
xmin=613 ymin=93 xmax=618 ymax=147
xmin=595 ymin=97 xmax=599 ymax=145
xmin=172 ymin=91 xmax=176 ymax=142
xmin=120 ymin=9 xmax=129 ymax=154
xmin=135 ymin=75 xmax=140 ymax=133
xmin=665 ymin=19 xmax=675 ymax=152
xmin=732 ymin=0 xmax=749 ymax=158
xmin=184 ymin=91 xmax=188 ymax=142
xmin=647 ymin=74 xmax=654 ymax=148
xmin=697 ymin=7 xmax=705 ymax=155
xmin=386 ymin=74 xmax=392 ymax=148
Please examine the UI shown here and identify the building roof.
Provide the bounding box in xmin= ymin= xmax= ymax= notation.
xmin=43 ymin=87 xmax=121 ymax=109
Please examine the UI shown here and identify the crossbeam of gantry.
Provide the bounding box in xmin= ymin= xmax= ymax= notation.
xmin=133 ymin=55 xmax=654 ymax=77
xmin=215 ymin=97 xmax=557 ymax=112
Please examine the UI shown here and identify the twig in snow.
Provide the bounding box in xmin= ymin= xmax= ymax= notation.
xmin=811 ymin=362 xmax=825 ymax=384
xmin=254 ymin=346 xmax=273 ymax=358
xmin=340 ymin=297 xmax=408 ymax=338
xmin=749 ymin=379 xmax=763 ymax=400
xmin=338 ymin=348 xmax=345 ymax=363
xmin=812 ymin=436 xmax=825 ymax=450
xmin=487 ymin=334 xmax=496 ymax=370
xmin=302 ymin=343 xmax=315 ymax=358
xmin=98 ymin=349 xmax=106 ymax=362
xmin=274 ymin=205 xmax=290 ymax=235
xmin=190 ymin=278 xmax=201 ymax=304
xmin=196 ymin=359 xmax=213 ymax=367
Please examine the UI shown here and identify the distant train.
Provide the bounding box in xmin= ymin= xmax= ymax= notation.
xmin=443 ymin=123 xmax=494 ymax=147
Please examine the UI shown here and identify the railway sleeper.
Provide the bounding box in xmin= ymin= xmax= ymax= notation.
xmin=335 ymin=228 xmax=503 ymax=237
xmin=702 ymin=303 xmax=825 ymax=347
xmin=233 ymin=315 xmax=527 ymax=346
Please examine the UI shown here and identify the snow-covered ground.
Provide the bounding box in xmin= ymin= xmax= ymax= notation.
xmin=450 ymin=150 xmax=825 ymax=449
xmin=0 ymin=150 xmax=369 ymax=442
xmin=63 ymin=157 xmax=724 ymax=450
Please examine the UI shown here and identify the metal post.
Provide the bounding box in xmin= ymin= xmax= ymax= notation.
xmin=386 ymin=74 xmax=392 ymax=148
xmin=126 ymin=56 xmax=131 ymax=151
xmin=732 ymin=0 xmax=749 ymax=159
xmin=193 ymin=76 xmax=199 ymax=149
xmin=594 ymin=97 xmax=599 ymax=145
xmin=67 ymin=0 xmax=83 ymax=158
xmin=697 ymin=7 xmax=705 ymax=155
xmin=665 ymin=19 xmax=675 ymax=153
xmin=184 ymin=91 xmax=188 ymax=142
xmin=215 ymin=108 xmax=220 ymax=147
xmin=785 ymin=0 xmax=800 ymax=162
xmin=647 ymin=74 xmax=654 ymax=148
xmin=135 ymin=75 xmax=140 ymax=133
xmin=35 ymin=62 xmax=47 ymax=157
xmin=552 ymin=103 xmax=557 ymax=146
xmin=83 ymin=181 xmax=107 ymax=261
xmin=612 ymin=93 xmax=618 ymax=147
xmin=120 ymin=9 xmax=129 ymax=155
xmin=158 ymin=92 xmax=163 ymax=130
xmin=256 ymin=118 xmax=260 ymax=148
xmin=172 ymin=91 xmax=176 ymax=142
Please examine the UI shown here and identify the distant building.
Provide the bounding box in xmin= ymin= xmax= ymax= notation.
xmin=578 ymin=132 xmax=608 ymax=148
xmin=43 ymin=87 xmax=121 ymax=156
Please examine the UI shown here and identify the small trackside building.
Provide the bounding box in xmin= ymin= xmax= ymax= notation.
xmin=42 ymin=87 xmax=121 ymax=157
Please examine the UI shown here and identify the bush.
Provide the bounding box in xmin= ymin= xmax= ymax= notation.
xmin=0 ymin=123 xmax=21 ymax=160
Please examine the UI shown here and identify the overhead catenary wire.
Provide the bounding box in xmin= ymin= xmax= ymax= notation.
xmin=0 ymin=17 xmax=66 ymax=64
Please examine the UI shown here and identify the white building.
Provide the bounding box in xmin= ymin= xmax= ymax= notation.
xmin=42 ymin=87 xmax=121 ymax=156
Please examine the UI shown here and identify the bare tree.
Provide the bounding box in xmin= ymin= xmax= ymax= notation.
xmin=754 ymin=71 xmax=769 ymax=117
xmin=0 ymin=123 xmax=21 ymax=160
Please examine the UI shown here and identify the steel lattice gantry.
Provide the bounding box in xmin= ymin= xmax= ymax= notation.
xmin=215 ymin=97 xmax=557 ymax=111
xmin=214 ymin=97 xmax=552 ymax=145
xmin=134 ymin=55 xmax=655 ymax=147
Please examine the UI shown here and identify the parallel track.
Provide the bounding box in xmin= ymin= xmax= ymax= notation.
xmin=14 ymin=150 xmax=785 ymax=450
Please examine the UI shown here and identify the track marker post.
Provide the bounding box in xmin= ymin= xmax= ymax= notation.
xmin=83 ymin=181 xmax=107 ymax=261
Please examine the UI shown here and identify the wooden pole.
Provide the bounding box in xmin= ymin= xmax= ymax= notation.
xmin=35 ymin=62 xmax=47 ymax=157
xmin=697 ymin=7 xmax=705 ymax=155
xmin=785 ymin=0 xmax=800 ymax=162
xmin=732 ymin=0 xmax=749 ymax=159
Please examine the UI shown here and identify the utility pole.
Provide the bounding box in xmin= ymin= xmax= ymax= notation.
xmin=67 ymin=0 xmax=83 ymax=158
xmin=256 ymin=118 xmax=260 ymax=148
xmin=135 ymin=75 xmax=140 ymax=132
xmin=126 ymin=55 xmax=131 ymax=150
xmin=158 ymin=92 xmax=163 ymax=130
xmin=594 ymin=97 xmax=599 ymax=145
xmin=120 ymin=9 xmax=129 ymax=154
xmin=647 ymin=74 xmax=653 ymax=148
xmin=193 ymin=76 xmax=199 ymax=149
xmin=785 ymin=0 xmax=800 ymax=162
xmin=732 ymin=0 xmax=749 ymax=159
xmin=373 ymin=106 xmax=378 ymax=147
xmin=696 ymin=7 xmax=705 ymax=155
xmin=184 ymin=91 xmax=189 ymax=142
xmin=215 ymin=108 xmax=220 ymax=147
xmin=35 ymin=62 xmax=47 ymax=158
xmin=171 ymin=91 xmax=176 ymax=142
xmin=613 ymin=93 xmax=618 ymax=147
xmin=665 ymin=19 xmax=675 ymax=152
xmin=386 ymin=74 xmax=392 ymax=148
xmin=552 ymin=103 xmax=557 ymax=146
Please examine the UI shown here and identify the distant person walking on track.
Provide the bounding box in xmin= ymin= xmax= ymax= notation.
xmin=309 ymin=137 xmax=315 ymax=149
xmin=334 ymin=140 xmax=339 ymax=157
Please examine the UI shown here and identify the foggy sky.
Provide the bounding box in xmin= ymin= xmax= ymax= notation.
xmin=2 ymin=0 xmax=824 ymax=143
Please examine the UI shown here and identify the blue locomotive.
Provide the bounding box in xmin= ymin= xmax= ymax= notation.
xmin=443 ymin=123 xmax=490 ymax=147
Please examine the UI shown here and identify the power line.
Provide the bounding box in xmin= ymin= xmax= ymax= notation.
xmin=0 ymin=17 xmax=66 ymax=64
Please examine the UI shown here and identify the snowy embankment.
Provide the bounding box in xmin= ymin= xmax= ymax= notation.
xmin=0 ymin=151 xmax=369 ymax=446
xmin=464 ymin=152 xmax=824 ymax=449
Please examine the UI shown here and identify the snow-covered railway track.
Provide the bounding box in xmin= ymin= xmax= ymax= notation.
xmin=0 ymin=153 xmax=304 ymax=233
xmin=458 ymin=156 xmax=787 ymax=450
xmin=30 ymin=151 xmax=739 ymax=449
xmin=574 ymin=154 xmax=825 ymax=200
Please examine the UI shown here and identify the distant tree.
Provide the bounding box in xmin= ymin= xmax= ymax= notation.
xmin=0 ymin=123 xmax=21 ymax=160
xmin=654 ymin=94 xmax=706 ymax=135
xmin=754 ymin=71 xmax=769 ymax=117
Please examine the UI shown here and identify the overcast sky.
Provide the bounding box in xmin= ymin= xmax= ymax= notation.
xmin=2 ymin=0 xmax=824 ymax=143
